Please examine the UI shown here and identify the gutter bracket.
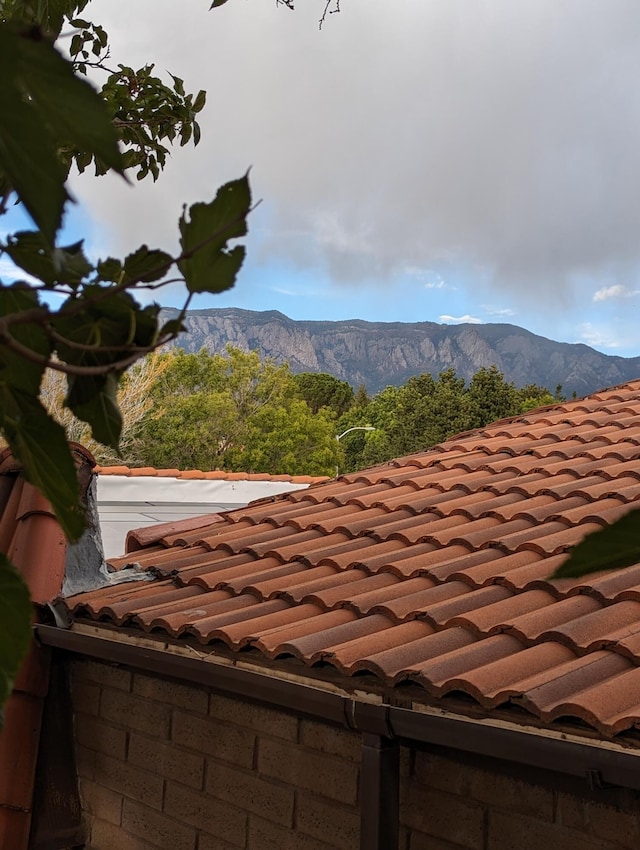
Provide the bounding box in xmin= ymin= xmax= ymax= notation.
xmin=586 ymin=769 xmax=616 ymax=791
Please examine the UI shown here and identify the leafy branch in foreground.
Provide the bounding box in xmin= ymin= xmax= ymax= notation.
xmin=0 ymin=172 xmax=253 ymax=538
xmin=552 ymin=508 xmax=640 ymax=579
xmin=0 ymin=0 xmax=248 ymax=718
xmin=0 ymin=554 xmax=31 ymax=723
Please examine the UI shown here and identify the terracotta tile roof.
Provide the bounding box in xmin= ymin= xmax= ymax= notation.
xmin=65 ymin=381 xmax=640 ymax=742
xmin=0 ymin=445 xmax=95 ymax=850
xmin=95 ymin=464 xmax=329 ymax=485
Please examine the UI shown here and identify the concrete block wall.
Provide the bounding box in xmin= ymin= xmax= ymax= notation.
xmin=400 ymin=748 xmax=640 ymax=850
xmin=70 ymin=658 xmax=640 ymax=850
xmin=70 ymin=659 xmax=361 ymax=850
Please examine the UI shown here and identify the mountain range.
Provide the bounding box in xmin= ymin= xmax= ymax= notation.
xmin=163 ymin=307 xmax=640 ymax=396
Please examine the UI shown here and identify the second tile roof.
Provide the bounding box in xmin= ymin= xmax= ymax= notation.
xmin=66 ymin=381 xmax=640 ymax=742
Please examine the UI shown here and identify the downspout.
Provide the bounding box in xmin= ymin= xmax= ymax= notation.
xmin=360 ymin=733 xmax=399 ymax=850
xmin=35 ymin=624 xmax=640 ymax=850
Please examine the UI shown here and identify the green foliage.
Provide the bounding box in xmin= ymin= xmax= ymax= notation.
xmin=552 ymin=509 xmax=640 ymax=578
xmin=0 ymin=0 xmax=250 ymax=719
xmin=136 ymin=348 xmax=340 ymax=476
xmin=354 ymin=383 xmax=370 ymax=408
xmin=178 ymin=174 xmax=251 ymax=294
xmin=294 ymin=372 xmax=355 ymax=416
xmin=467 ymin=365 xmax=519 ymax=429
xmin=0 ymin=21 xmax=122 ymax=242
xmin=517 ymin=382 xmax=556 ymax=412
xmin=97 ymin=65 xmax=206 ymax=181
xmin=336 ymin=367 xmax=563 ymax=473
xmin=0 ymin=554 xmax=32 ymax=726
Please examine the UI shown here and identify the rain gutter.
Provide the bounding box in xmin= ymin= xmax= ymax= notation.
xmin=35 ymin=623 xmax=640 ymax=850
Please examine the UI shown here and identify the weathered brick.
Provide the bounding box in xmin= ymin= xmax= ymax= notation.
xmin=164 ymin=781 xmax=247 ymax=847
xmin=76 ymin=744 xmax=96 ymax=780
xmin=295 ymin=792 xmax=360 ymax=850
xmin=172 ymin=710 xmax=254 ymax=768
xmin=248 ymin=815 xmax=338 ymax=850
xmin=469 ymin=768 xmax=553 ymax=821
xmin=400 ymin=783 xmax=484 ymax=850
xmin=122 ymin=799 xmax=197 ymax=850
xmin=133 ymin=673 xmax=208 ymax=714
xmin=88 ymin=817 xmax=157 ymax=850
xmin=101 ymin=687 xmax=171 ymax=738
xmin=399 ymin=747 xmax=412 ymax=779
xmin=298 ymin=719 xmax=360 ymax=762
xmin=258 ymin=738 xmax=359 ymax=804
xmin=410 ymin=833 xmax=471 ymax=850
xmin=128 ymin=732 xmax=204 ymax=790
xmin=556 ymin=793 xmax=640 ymax=849
xmin=487 ymin=810 xmax=619 ymax=850
xmin=413 ymin=752 xmax=553 ymax=821
xmin=205 ymin=759 xmax=294 ymax=826
xmin=71 ymin=679 xmax=101 ymax=715
xmin=80 ymin=778 xmax=123 ymax=826
xmin=75 ymin=712 xmax=127 ymax=759
xmin=413 ymin=751 xmax=469 ymax=797
xmin=209 ymin=692 xmax=298 ymax=741
xmin=95 ymin=753 xmax=164 ymax=810
xmin=197 ymin=834 xmax=239 ymax=850
xmin=72 ymin=659 xmax=131 ymax=691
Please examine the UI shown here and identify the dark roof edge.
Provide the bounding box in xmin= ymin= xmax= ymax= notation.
xmin=36 ymin=623 xmax=640 ymax=793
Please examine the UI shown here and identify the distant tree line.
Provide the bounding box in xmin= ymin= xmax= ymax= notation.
xmin=34 ymin=347 xmax=564 ymax=477
xmin=331 ymin=366 xmax=563 ymax=473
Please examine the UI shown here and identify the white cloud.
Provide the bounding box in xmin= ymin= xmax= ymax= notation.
xmin=578 ymin=322 xmax=621 ymax=349
xmin=482 ymin=305 xmax=516 ymax=317
xmin=592 ymin=284 xmax=640 ymax=302
xmin=439 ymin=314 xmax=483 ymax=324
xmin=270 ymin=285 xmax=318 ymax=297
xmin=0 ymin=256 xmax=37 ymax=285
xmin=404 ymin=266 xmax=456 ymax=290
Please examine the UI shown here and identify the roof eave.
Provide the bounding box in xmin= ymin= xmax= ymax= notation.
xmin=36 ymin=620 xmax=640 ymax=794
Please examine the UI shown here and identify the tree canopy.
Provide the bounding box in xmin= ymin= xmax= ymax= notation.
xmin=134 ymin=348 xmax=341 ymax=476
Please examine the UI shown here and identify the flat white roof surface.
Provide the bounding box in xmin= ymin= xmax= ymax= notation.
xmin=96 ymin=476 xmax=309 ymax=558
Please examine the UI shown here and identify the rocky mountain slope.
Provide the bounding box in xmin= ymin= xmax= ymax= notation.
xmin=163 ymin=307 xmax=640 ymax=396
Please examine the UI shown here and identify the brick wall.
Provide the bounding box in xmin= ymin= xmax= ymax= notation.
xmin=69 ymin=658 xmax=640 ymax=850
xmin=70 ymin=659 xmax=360 ymax=850
xmin=400 ymin=748 xmax=640 ymax=850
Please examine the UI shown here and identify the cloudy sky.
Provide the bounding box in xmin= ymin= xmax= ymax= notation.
xmin=11 ymin=0 xmax=640 ymax=355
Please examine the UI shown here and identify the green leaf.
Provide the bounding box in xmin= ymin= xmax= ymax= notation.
xmin=178 ymin=173 xmax=251 ymax=294
xmin=170 ymin=74 xmax=185 ymax=97
xmin=96 ymin=257 xmax=124 ymax=283
xmin=0 ymin=285 xmax=51 ymax=394
xmin=192 ymin=90 xmax=207 ymax=113
xmin=0 ymin=554 xmax=31 ymax=725
xmin=66 ymin=372 xmax=122 ymax=449
xmin=551 ymin=508 xmax=640 ymax=578
xmin=210 ymin=0 xmax=231 ymax=7
xmin=159 ymin=318 xmax=186 ymax=338
xmin=123 ymin=245 xmax=173 ymax=284
xmin=0 ymin=29 xmax=68 ymax=242
xmin=16 ymin=30 xmax=124 ymax=179
xmin=53 ymin=287 xmax=158 ymax=367
xmin=5 ymin=231 xmax=92 ymax=288
xmin=0 ymin=389 xmax=84 ymax=540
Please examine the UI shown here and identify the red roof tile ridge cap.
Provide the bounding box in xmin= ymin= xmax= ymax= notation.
xmin=1 ymin=441 xmax=96 ymax=475
xmin=93 ymin=462 xmax=329 ymax=484
xmin=125 ymin=513 xmax=227 ymax=553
